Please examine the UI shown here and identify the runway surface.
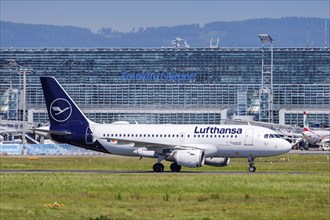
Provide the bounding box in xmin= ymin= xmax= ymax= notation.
xmin=1 ymin=150 xmax=328 ymax=175
xmin=0 ymin=169 xmax=323 ymax=175
xmin=290 ymin=150 xmax=330 ymax=155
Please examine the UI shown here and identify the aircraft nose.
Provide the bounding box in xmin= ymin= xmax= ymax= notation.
xmin=280 ymin=139 xmax=292 ymax=153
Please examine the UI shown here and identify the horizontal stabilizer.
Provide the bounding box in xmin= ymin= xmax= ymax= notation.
xmin=31 ymin=128 xmax=71 ymax=136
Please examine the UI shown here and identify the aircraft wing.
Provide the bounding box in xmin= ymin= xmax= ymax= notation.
xmin=97 ymin=136 xmax=168 ymax=147
xmin=96 ymin=136 xmax=218 ymax=156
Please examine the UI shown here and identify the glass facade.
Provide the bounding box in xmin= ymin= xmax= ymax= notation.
xmin=279 ymin=109 xmax=330 ymax=129
xmin=284 ymin=113 xmax=329 ymax=128
xmin=0 ymin=48 xmax=329 ymax=125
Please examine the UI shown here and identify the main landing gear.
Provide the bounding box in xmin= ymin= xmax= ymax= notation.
xmin=152 ymin=163 xmax=164 ymax=172
xmin=170 ymin=162 xmax=182 ymax=172
xmin=248 ymin=157 xmax=256 ymax=172
xmin=152 ymin=155 xmax=182 ymax=172
xmin=152 ymin=162 xmax=182 ymax=172
xmin=153 ymin=155 xmax=165 ymax=172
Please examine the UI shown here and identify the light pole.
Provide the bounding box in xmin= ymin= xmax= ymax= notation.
xmin=258 ymin=34 xmax=274 ymax=123
xmin=6 ymin=59 xmax=20 ymax=121
xmin=18 ymin=68 xmax=32 ymax=151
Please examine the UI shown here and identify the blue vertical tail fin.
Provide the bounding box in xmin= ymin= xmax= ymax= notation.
xmin=40 ymin=77 xmax=108 ymax=152
xmin=40 ymin=76 xmax=92 ymax=127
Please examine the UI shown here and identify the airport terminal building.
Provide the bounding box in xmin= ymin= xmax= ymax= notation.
xmin=0 ymin=48 xmax=329 ymax=128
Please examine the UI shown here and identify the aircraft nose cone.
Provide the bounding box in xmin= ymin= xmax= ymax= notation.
xmin=281 ymin=140 xmax=292 ymax=153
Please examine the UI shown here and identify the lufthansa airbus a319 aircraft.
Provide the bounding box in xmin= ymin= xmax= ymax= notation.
xmin=36 ymin=77 xmax=291 ymax=172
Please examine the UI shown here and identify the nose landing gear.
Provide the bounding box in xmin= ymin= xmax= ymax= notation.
xmin=248 ymin=157 xmax=256 ymax=172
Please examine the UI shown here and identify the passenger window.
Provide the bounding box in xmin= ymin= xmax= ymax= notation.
xmin=264 ymin=134 xmax=269 ymax=139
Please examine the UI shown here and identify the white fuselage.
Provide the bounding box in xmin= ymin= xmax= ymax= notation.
xmin=91 ymin=124 xmax=291 ymax=158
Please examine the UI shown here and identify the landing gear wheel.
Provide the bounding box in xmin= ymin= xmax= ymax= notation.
xmin=153 ymin=163 xmax=164 ymax=172
xmin=170 ymin=163 xmax=182 ymax=172
xmin=248 ymin=166 xmax=256 ymax=172
xmin=248 ymin=157 xmax=256 ymax=172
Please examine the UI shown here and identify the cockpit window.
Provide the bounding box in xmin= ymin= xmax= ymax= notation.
xmin=264 ymin=134 xmax=281 ymax=139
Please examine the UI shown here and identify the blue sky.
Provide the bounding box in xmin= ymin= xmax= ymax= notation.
xmin=1 ymin=0 xmax=329 ymax=32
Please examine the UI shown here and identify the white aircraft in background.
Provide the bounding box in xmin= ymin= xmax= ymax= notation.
xmin=35 ymin=77 xmax=291 ymax=172
xmin=303 ymin=111 xmax=330 ymax=150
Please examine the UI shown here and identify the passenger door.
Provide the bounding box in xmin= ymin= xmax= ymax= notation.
xmin=244 ymin=128 xmax=254 ymax=146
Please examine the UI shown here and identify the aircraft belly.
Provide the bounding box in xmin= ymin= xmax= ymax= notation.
xmin=215 ymin=145 xmax=245 ymax=157
xmin=99 ymin=140 xmax=136 ymax=156
xmin=216 ymin=144 xmax=279 ymax=158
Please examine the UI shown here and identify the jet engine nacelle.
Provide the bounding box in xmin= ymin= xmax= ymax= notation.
xmin=204 ymin=157 xmax=230 ymax=167
xmin=173 ymin=149 xmax=205 ymax=168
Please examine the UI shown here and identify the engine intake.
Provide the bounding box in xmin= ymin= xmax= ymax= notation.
xmin=172 ymin=149 xmax=205 ymax=168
